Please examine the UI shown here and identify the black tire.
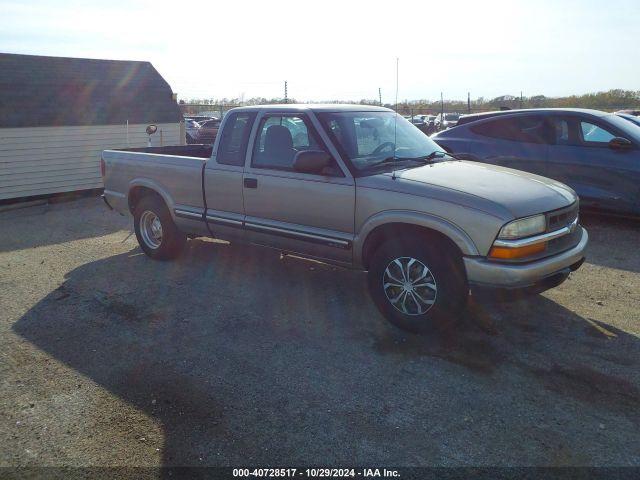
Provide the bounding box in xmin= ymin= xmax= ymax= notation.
xmin=367 ymin=237 xmax=468 ymax=334
xmin=133 ymin=195 xmax=186 ymax=260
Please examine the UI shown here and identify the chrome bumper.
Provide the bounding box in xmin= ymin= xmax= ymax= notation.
xmin=464 ymin=227 xmax=588 ymax=289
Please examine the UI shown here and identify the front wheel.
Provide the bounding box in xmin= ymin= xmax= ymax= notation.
xmin=367 ymin=238 xmax=468 ymax=334
xmin=134 ymin=196 xmax=186 ymax=260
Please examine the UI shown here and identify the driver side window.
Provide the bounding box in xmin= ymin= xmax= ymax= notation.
xmin=252 ymin=115 xmax=337 ymax=174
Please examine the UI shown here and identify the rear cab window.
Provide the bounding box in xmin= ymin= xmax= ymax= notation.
xmin=216 ymin=112 xmax=256 ymax=166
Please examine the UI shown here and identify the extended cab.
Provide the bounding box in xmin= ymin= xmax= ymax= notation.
xmin=102 ymin=105 xmax=588 ymax=333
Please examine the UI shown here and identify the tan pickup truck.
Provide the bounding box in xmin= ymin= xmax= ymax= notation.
xmin=102 ymin=105 xmax=587 ymax=333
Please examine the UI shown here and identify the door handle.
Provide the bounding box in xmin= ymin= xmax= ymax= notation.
xmin=244 ymin=178 xmax=258 ymax=189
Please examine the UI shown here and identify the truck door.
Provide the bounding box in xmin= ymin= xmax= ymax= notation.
xmin=203 ymin=111 xmax=257 ymax=241
xmin=242 ymin=112 xmax=355 ymax=264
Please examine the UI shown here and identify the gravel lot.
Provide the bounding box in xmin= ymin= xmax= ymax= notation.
xmin=1 ymin=196 xmax=639 ymax=467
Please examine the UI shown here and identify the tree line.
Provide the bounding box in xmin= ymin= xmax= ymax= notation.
xmin=180 ymin=89 xmax=640 ymax=114
xmin=392 ymin=89 xmax=640 ymax=114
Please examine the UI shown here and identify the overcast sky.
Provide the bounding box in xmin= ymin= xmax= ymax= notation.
xmin=1 ymin=0 xmax=638 ymax=103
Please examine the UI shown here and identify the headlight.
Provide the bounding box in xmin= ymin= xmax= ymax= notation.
xmin=498 ymin=214 xmax=546 ymax=240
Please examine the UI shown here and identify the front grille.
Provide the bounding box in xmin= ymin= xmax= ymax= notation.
xmin=546 ymin=225 xmax=582 ymax=256
xmin=496 ymin=202 xmax=581 ymax=264
xmin=547 ymin=202 xmax=579 ymax=232
xmin=543 ymin=202 xmax=580 ymax=259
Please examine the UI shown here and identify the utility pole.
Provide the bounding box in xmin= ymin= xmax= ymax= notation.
xmin=284 ymin=81 xmax=288 ymax=104
xmin=467 ymin=92 xmax=471 ymax=113
xmin=379 ymin=87 xmax=382 ymax=106
xmin=520 ymin=91 xmax=523 ymax=109
xmin=440 ymin=92 xmax=444 ymax=118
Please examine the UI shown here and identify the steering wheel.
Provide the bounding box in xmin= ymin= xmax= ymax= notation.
xmin=372 ymin=142 xmax=395 ymax=156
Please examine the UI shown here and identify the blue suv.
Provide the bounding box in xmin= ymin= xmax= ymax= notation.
xmin=432 ymin=108 xmax=640 ymax=217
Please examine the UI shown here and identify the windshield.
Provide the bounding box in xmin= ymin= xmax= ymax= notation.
xmin=605 ymin=114 xmax=640 ymax=142
xmin=617 ymin=114 xmax=640 ymax=128
xmin=317 ymin=112 xmax=443 ymax=173
xmin=445 ymin=113 xmax=460 ymax=121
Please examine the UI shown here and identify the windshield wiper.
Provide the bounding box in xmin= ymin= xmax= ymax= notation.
xmin=370 ymin=156 xmax=424 ymax=169
xmin=422 ymin=150 xmax=459 ymax=161
xmin=376 ymin=156 xmax=401 ymax=165
xmin=391 ymin=151 xmax=458 ymax=163
xmin=371 ymin=151 xmax=458 ymax=169
xmin=389 ymin=151 xmax=458 ymax=162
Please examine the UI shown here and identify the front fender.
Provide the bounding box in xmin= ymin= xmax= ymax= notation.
xmin=353 ymin=210 xmax=480 ymax=268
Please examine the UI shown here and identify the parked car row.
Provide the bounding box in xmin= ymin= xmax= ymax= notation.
xmin=183 ymin=116 xmax=221 ymax=144
xmin=409 ymin=114 xmax=437 ymax=134
xmin=434 ymin=112 xmax=461 ymax=131
xmin=432 ymin=108 xmax=640 ymax=218
xmin=194 ymin=118 xmax=221 ymax=144
xmin=407 ymin=113 xmax=462 ymax=134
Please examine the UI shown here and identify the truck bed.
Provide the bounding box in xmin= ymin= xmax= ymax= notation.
xmin=102 ymin=144 xmax=210 ymax=216
xmin=115 ymin=144 xmax=213 ymax=158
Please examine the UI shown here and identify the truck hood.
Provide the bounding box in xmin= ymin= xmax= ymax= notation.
xmin=375 ymin=160 xmax=576 ymax=218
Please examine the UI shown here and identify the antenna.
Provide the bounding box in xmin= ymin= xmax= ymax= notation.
xmin=393 ymin=57 xmax=399 ymax=164
xmin=394 ymin=57 xmax=399 ymax=114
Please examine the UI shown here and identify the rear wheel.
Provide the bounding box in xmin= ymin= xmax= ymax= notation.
xmin=367 ymin=237 xmax=468 ymax=334
xmin=134 ymin=196 xmax=186 ymax=260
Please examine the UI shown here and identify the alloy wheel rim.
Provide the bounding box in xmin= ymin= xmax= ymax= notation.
xmin=140 ymin=211 xmax=163 ymax=249
xmin=382 ymin=257 xmax=437 ymax=316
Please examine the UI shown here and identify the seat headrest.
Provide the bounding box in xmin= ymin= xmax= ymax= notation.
xmin=264 ymin=125 xmax=293 ymax=152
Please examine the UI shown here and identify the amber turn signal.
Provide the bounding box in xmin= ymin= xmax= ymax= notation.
xmin=489 ymin=242 xmax=547 ymax=260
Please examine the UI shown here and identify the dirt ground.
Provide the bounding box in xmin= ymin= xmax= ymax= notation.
xmin=1 ymin=196 xmax=639 ymax=468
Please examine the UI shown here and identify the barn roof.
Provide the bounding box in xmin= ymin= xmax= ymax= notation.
xmin=0 ymin=53 xmax=181 ymax=128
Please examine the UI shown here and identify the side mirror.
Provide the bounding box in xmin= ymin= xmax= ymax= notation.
xmin=293 ymin=150 xmax=332 ymax=174
xmin=146 ymin=124 xmax=158 ymax=135
xmin=609 ymin=137 xmax=633 ymax=151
